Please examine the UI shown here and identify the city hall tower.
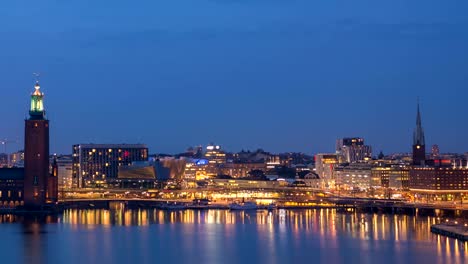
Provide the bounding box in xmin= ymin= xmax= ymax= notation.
xmin=24 ymin=81 xmax=50 ymax=208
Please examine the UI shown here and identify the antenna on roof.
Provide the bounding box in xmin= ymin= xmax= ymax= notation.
xmin=33 ymin=72 xmax=40 ymax=83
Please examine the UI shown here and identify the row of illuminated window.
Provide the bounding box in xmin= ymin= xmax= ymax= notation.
xmin=0 ymin=190 xmax=21 ymax=198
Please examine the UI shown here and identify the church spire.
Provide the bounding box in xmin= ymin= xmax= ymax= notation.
xmin=412 ymin=99 xmax=426 ymax=166
xmin=413 ymin=99 xmax=425 ymax=146
xmin=29 ymin=81 xmax=46 ymax=120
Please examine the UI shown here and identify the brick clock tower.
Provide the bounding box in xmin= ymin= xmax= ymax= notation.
xmin=24 ymin=81 xmax=56 ymax=208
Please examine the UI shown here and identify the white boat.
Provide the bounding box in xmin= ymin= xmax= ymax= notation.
xmin=229 ymin=201 xmax=258 ymax=210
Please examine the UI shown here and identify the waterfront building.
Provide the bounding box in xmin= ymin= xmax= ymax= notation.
xmin=220 ymin=162 xmax=266 ymax=178
xmin=153 ymin=157 xmax=186 ymax=180
xmin=108 ymin=158 xmax=186 ymax=188
xmin=371 ymin=165 xmax=410 ymax=190
xmin=184 ymin=158 xmax=209 ymax=180
xmin=212 ymin=178 xmax=280 ymax=189
xmin=336 ymin=137 xmax=372 ymax=163
xmin=24 ymin=81 xmax=57 ymax=207
xmin=409 ymin=160 xmax=468 ymax=199
xmin=314 ymin=154 xmax=339 ymax=189
xmin=0 ymin=168 xmax=24 ymax=207
xmin=57 ymin=155 xmax=73 ymax=190
xmin=334 ymin=163 xmax=374 ymax=190
xmin=72 ymin=144 xmax=148 ymax=188
xmin=111 ymin=161 xmax=156 ymax=189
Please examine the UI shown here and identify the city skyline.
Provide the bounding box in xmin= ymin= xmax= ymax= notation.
xmin=0 ymin=79 xmax=466 ymax=156
xmin=1 ymin=1 xmax=468 ymax=155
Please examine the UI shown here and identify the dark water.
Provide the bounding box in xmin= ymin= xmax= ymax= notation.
xmin=0 ymin=208 xmax=466 ymax=264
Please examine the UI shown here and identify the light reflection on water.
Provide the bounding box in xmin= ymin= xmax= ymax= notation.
xmin=0 ymin=208 xmax=466 ymax=264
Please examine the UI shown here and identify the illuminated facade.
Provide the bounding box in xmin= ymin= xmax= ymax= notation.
xmin=212 ymin=178 xmax=280 ymax=189
xmin=203 ymin=144 xmax=226 ymax=177
xmin=0 ymin=168 xmax=24 ymax=207
xmin=153 ymin=158 xmax=186 ymax=180
xmin=266 ymin=155 xmax=281 ymax=170
xmin=220 ymin=162 xmax=266 ymax=178
xmin=336 ymin=137 xmax=372 ymax=163
xmin=409 ymin=162 xmax=468 ymax=193
xmin=57 ymin=156 xmax=73 ymax=190
xmin=371 ymin=166 xmax=410 ymax=190
xmin=184 ymin=159 xmax=209 ymax=180
xmin=111 ymin=161 xmax=157 ymax=188
xmin=315 ymin=154 xmax=339 ymax=189
xmin=204 ymin=144 xmax=226 ymax=165
xmin=334 ymin=163 xmax=373 ymax=190
xmin=72 ymin=144 xmax=148 ymax=188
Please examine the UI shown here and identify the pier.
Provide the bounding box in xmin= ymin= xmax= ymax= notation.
xmin=431 ymin=223 xmax=468 ymax=241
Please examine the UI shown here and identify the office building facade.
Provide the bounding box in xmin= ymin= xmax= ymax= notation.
xmin=72 ymin=144 xmax=148 ymax=188
xmin=336 ymin=137 xmax=372 ymax=163
xmin=315 ymin=154 xmax=339 ymax=189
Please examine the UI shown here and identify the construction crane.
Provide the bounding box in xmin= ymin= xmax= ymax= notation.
xmin=0 ymin=138 xmax=19 ymax=167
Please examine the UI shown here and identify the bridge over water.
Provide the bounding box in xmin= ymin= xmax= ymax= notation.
xmin=59 ymin=197 xmax=468 ymax=217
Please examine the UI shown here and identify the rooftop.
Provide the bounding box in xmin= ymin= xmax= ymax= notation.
xmin=73 ymin=144 xmax=147 ymax=149
xmin=0 ymin=168 xmax=24 ymax=180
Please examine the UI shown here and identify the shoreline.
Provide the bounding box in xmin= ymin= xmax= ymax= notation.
xmin=1 ymin=202 xmax=467 ymax=217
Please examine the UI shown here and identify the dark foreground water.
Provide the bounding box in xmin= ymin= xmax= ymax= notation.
xmin=0 ymin=208 xmax=466 ymax=264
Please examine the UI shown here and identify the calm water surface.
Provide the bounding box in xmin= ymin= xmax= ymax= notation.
xmin=0 ymin=208 xmax=466 ymax=264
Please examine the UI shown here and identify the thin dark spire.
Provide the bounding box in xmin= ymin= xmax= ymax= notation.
xmin=413 ymin=98 xmax=425 ymax=146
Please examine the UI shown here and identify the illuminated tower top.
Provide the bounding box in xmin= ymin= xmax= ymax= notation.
xmin=413 ymin=101 xmax=425 ymax=146
xmin=29 ymin=81 xmax=46 ymax=120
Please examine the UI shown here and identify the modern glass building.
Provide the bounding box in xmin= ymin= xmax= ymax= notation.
xmin=72 ymin=144 xmax=148 ymax=188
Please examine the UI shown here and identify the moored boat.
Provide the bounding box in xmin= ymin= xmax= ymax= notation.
xmin=159 ymin=202 xmax=187 ymax=210
xmin=267 ymin=203 xmax=277 ymax=211
xmin=187 ymin=199 xmax=211 ymax=209
xmin=229 ymin=201 xmax=258 ymax=210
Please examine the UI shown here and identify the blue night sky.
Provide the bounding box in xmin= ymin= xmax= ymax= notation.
xmin=0 ymin=1 xmax=467 ymax=155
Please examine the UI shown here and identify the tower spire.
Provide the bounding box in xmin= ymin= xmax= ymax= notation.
xmin=29 ymin=80 xmax=46 ymax=120
xmin=413 ymin=98 xmax=425 ymax=146
xmin=412 ymin=99 xmax=426 ymax=165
